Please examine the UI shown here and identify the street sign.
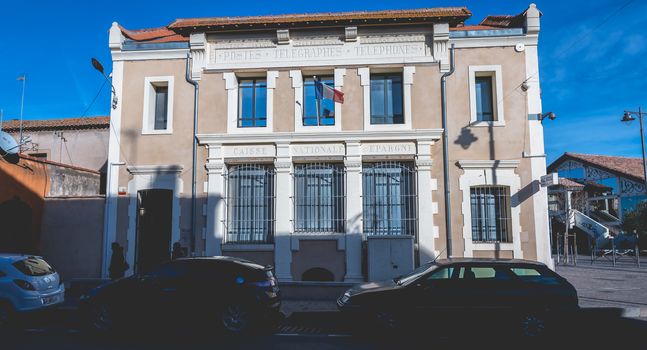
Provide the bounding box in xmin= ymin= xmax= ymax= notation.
xmin=540 ymin=173 xmax=558 ymax=187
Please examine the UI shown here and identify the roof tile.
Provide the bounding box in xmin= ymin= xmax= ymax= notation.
xmin=1 ymin=116 xmax=110 ymax=132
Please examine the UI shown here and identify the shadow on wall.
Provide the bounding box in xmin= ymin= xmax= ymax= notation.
xmin=454 ymin=127 xmax=479 ymax=150
xmin=0 ymin=197 xmax=34 ymax=253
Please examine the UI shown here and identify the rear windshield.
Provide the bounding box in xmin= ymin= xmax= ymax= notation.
xmin=13 ymin=258 xmax=55 ymax=276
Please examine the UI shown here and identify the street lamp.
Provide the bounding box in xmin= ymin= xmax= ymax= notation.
xmin=621 ymin=107 xmax=647 ymax=196
xmin=91 ymin=58 xmax=118 ymax=110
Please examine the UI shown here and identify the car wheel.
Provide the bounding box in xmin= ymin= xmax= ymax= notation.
xmin=221 ymin=304 xmax=252 ymax=334
xmin=520 ymin=313 xmax=547 ymax=338
xmin=88 ymin=303 xmax=114 ymax=333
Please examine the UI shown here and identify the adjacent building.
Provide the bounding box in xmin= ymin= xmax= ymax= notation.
xmin=103 ymin=4 xmax=552 ymax=281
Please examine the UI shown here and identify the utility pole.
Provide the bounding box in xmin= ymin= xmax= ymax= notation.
xmin=18 ymin=75 xmax=26 ymax=153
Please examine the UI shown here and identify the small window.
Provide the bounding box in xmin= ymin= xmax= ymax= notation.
xmin=303 ymin=76 xmax=335 ymax=126
xmin=143 ymin=77 xmax=174 ymax=134
xmin=153 ymin=85 xmax=169 ymax=130
xmin=370 ymin=74 xmax=403 ymax=125
xmin=12 ymin=257 xmax=55 ymax=276
xmin=238 ymin=79 xmax=267 ymax=128
xmin=470 ymin=186 xmax=512 ymax=243
xmin=475 ymin=76 xmax=494 ymax=121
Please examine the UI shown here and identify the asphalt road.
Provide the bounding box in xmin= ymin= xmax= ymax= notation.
xmin=3 ymin=308 xmax=647 ymax=349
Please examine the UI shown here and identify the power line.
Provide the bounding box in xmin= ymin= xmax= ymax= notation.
xmin=79 ymin=79 xmax=107 ymax=119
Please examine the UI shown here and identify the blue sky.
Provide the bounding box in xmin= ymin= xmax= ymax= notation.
xmin=1 ymin=0 xmax=646 ymax=163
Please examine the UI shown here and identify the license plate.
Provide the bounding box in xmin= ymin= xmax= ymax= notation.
xmin=42 ymin=294 xmax=60 ymax=305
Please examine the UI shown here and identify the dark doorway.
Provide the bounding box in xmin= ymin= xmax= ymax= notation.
xmin=136 ymin=189 xmax=173 ymax=275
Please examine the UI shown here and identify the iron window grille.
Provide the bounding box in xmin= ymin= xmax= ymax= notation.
xmin=238 ymin=78 xmax=267 ymax=127
xmin=470 ymin=186 xmax=512 ymax=243
xmin=362 ymin=162 xmax=417 ymax=236
xmin=370 ymin=74 xmax=404 ymax=125
xmin=225 ymin=164 xmax=275 ymax=244
xmin=303 ymin=76 xmax=335 ymax=126
xmin=294 ymin=163 xmax=346 ymax=233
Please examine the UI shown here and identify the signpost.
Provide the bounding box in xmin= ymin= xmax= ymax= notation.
xmin=540 ymin=173 xmax=558 ymax=187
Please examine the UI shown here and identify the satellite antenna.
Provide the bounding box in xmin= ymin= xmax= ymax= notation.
xmin=0 ymin=131 xmax=20 ymax=164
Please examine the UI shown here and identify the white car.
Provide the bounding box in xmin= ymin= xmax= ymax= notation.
xmin=0 ymin=254 xmax=65 ymax=328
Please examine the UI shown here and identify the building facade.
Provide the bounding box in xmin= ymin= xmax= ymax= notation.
xmin=103 ymin=4 xmax=552 ymax=281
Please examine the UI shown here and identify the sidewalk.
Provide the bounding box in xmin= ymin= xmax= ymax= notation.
xmin=555 ymin=258 xmax=647 ymax=318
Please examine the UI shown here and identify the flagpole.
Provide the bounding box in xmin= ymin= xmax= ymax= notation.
xmin=314 ymin=75 xmax=321 ymax=125
xmin=18 ymin=75 xmax=26 ymax=153
xmin=0 ymin=109 xmax=4 ymax=131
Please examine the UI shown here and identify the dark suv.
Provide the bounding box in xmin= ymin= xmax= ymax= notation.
xmin=338 ymin=259 xmax=578 ymax=338
xmin=81 ymin=256 xmax=280 ymax=334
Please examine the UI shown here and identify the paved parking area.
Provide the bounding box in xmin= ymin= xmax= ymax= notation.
xmin=555 ymin=257 xmax=647 ymax=317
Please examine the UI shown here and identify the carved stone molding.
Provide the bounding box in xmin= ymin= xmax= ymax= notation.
xmin=293 ymin=35 xmax=343 ymax=47
xmin=277 ymin=29 xmax=290 ymax=45
xmin=345 ymin=27 xmax=358 ymax=42
xmin=361 ymin=34 xmax=427 ymax=44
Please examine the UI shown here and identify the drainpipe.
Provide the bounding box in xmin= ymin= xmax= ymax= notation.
xmin=186 ymin=53 xmax=199 ymax=255
xmin=441 ymin=44 xmax=456 ymax=258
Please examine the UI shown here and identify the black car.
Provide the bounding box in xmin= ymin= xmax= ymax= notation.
xmin=80 ymin=256 xmax=281 ymax=334
xmin=338 ymin=258 xmax=578 ymax=338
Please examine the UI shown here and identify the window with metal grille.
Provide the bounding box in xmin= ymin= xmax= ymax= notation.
xmin=362 ymin=162 xmax=417 ymax=236
xmin=470 ymin=186 xmax=512 ymax=243
xmin=294 ymin=163 xmax=345 ymax=233
xmin=303 ymin=76 xmax=335 ymax=126
xmin=370 ymin=74 xmax=403 ymax=125
xmin=238 ymin=78 xmax=267 ymax=127
xmin=226 ymin=164 xmax=274 ymax=243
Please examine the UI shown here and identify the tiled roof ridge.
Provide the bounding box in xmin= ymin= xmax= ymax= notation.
xmin=19 ymin=153 xmax=101 ymax=175
xmin=1 ymin=116 xmax=110 ymax=132
xmin=565 ymin=152 xmax=641 ymax=160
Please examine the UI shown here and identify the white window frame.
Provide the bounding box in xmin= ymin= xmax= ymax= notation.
xmin=468 ymin=65 xmax=505 ymax=127
xmin=225 ymin=71 xmax=277 ymax=134
xmin=360 ymin=66 xmax=414 ymax=132
xmin=292 ymin=69 xmax=345 ymax=133
xmin=142 ymin=76 xmax=174 ymax=134
xmin=457 ymin=160 xmax=522 ymax=258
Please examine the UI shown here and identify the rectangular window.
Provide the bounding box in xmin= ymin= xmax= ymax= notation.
xmin=370 ymin=74 xmax=403 ymax=125
xmin=470 ymin=186 xmax=512 ymax=243
xmin=475 ymin=76 xmax=494 ymax=121
xmin=294 ymin=164 xmax=345 ymax=233
xmin=238 ymin=79 xmax=267 ymax=128
xmin=226 ymin=164 xmax=274 ymax=243
xmin=153 ymin=85 xmax=169 ymax=130
xmin=303 ymin=76 xmax=335 ymax=126
xmin=363 ymin=162 xmax=416 ymax=236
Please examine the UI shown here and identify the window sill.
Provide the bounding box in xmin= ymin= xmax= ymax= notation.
xmin=469 ymin=121 xmax=506 ymax=127
xmin=141 ymin=129 xmax=173 ymax=135
xmin=471 ymin=242 xmax=514 ymax=250
xmin=221 ymin=243 xmax=274 ymax=251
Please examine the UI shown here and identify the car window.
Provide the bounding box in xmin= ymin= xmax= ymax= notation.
xmin=457 ymin=267 xmax=512 ymax=281
xmin=510 ymin=267 xmax=561 ymax=285
xmin=12 ymin=258 xmax=55 ymax=276
xmin=426 ymin=267 xmax=456 ymax=280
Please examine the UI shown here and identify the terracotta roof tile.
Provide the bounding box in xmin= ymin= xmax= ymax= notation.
xmin=168 ymin=7 xmax=472 ymax=30
xmin=1 ymin=116 xmax=110 ymax=132
xmin=552 ymin=178 xmax=585 ymax=190
xmin=549 ymin=153 xmax=646 ymax=184
xmin=120 ymin=26 xmax=188 ymax=43
xmin=479 ymin=14 xmax=525 ymax=28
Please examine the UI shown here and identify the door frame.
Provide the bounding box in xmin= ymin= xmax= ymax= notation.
xmin=126 ymin=165 xmax=183 ymax=276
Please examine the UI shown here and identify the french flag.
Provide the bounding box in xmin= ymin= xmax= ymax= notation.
xmin=315 ymin=80 xmax=344 ymax=104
